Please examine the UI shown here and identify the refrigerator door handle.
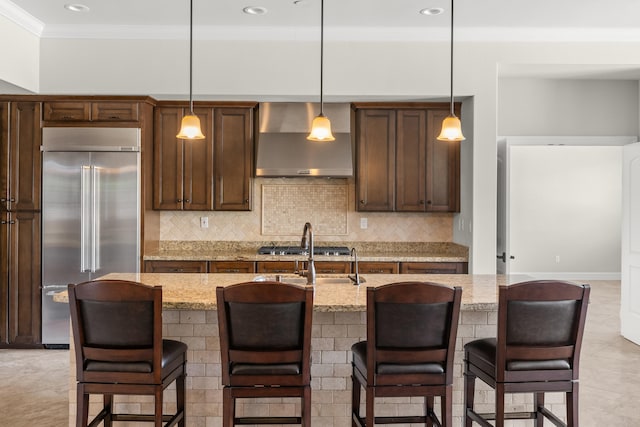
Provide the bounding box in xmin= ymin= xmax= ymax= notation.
xmin=80 ymin=165 xmax=91 ymax=273
xmin=92 ymin=166 xmax=101 ymax=272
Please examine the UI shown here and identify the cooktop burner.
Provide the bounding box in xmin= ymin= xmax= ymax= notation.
xmin=257 ymin=245 xmax=351 ymax=256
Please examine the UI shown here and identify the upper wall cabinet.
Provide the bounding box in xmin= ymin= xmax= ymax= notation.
xmin=42 ymin=98 xmax=152 ymax=125
xmin=153 ymin=102 xmax=256 ymax=211
xmin=353 ymin=103 xmax=461 ymax=213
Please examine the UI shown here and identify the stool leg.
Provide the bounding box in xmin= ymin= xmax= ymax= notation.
xmin=177 ymin=371 xmax=186 ymax=427
xmin=534 ymin=392 xmax=544 ymax=427
xmin=103 ymin=394 xmax=113 ymax=427
xmin=302 ymin=385 xmax=311 ymax=427
xmin=426 ymin=396 xmax=434 ymax=427
xmin=567 ymin=382 xmax=579 ymax=427
xmin=365 ymin=385 xmax=375 ymax=427
xmin=463 ymin=369 xmax=476 ymax=427
xmin=155 ymin=388 xmax=163 ymax=427
xmin=443 ymin=385 xmax=452 ymax=427
xmin=351 ymin=375 xmax=361 ymax=427
xmin=76 ymin=383 xmax=89 ymax=427
xmin=495 ymin=384 xmax=505 ymax=427
xmin=223 ymin=387 xmax=234 ymax=427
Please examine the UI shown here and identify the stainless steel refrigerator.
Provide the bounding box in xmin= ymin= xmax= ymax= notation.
xmin=41 ymin=127 xmax=141 ymax=345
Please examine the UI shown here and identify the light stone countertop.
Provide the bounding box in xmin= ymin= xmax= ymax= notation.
xmin=143 ymin=241 xmax=469 ymax=263
xmin=55 ymin=273 xmax=533 ymax=311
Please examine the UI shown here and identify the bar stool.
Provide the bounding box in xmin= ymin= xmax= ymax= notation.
xmin=216 ymin=281 xmax=314 ymax=427
xmin=68 ymin=279 xmax=187 ymax=427
xmin=351 ymin=281 xmax=462 ymax=427
xmin=464 ymin=280 xmax=590 ymax=427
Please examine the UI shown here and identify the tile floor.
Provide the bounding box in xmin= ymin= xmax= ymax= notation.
xmin=0 ymin=280 xmax=638 ymax=426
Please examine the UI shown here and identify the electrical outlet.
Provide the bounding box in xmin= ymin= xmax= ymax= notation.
xmin=360 ymin=218 xmax=368 ymax=229
xmin=555 ymin=255 xmax=560 ymax=263
xmin=200 ymin=217 xmax=209 ymax=228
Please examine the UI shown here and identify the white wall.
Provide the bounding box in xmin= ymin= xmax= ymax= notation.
xmin=6 ymin=36 xmax=640 ymax=272
xmin=0 ymin=15 xmax=39 ymax=92
xmin=509 ymin=145 xmax=622 ymax=278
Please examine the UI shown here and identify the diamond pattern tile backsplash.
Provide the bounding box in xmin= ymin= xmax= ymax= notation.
xmin=160 ymin=178 xmax=453 ymax=242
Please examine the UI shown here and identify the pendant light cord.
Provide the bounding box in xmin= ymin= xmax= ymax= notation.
xmin=449 ymin=0 xmax=454 ymax=116
xmin=189 ymin=0 xmax=194 ymax=115
xmin=319 ymin=0 xmax=325 ymax=116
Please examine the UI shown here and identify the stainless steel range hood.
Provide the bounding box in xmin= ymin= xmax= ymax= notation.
xmin=256 ymin=102 xmax=353 ymax=177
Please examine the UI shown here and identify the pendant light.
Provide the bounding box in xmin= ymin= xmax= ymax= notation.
xmin=437 ymin=0 xmax=465 ymax=141
xmin=177 ymin=0 xmax=205 ymax=140
xmin=307 ymin=0 xmax=335 ymax=141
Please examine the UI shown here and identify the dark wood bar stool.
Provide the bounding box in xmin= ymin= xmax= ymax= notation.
xmin=351 ymin=281 xmax=462 ymax=427
xmin=464 ymin=280 xmax=590 ymax=427
xmin=68 ymin=279 xmax=187 ymax=427
xmin=216 ymin=281 xmax=314 ymax=427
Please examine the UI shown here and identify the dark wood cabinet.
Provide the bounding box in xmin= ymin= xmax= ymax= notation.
xmin=153 ymin=107 xmax=214 ymax=210
xmin=0 ymin=101 xmax=42 ymax=347
xmin=353 ymin=103 xmax=461 ymax=212
xmin=43 ymin=100 xmax=139 ymax=123
xmin=400 ymin=261 xmax=468 ymax=274
xmin=144 ymin=260 xmax=208 ymax=273
xmin=214 ymin=108 xmax=253 ymax=211
xmin=256 ymin=261 xmax=298 ymax=274
xmin=357 ymin=261 xmax=399 ymax=274
xmin=209 ymin=261 xmax=255 ymax=273
xmin=153 ymin=102 xmax=256 ymax=211
xmin=314 ymin=261 xmax=351 ymax=274
xmin=355 ymin=109 xmax=395 ymax=212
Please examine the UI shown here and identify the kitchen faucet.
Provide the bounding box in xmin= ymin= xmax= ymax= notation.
xmin=300 ymin=222 xmax=316 ymax=285
xmin=349 ymin=247 xmax=360 ymax=285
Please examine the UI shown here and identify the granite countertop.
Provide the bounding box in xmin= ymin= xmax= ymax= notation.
xmin=143 ymin=241 xmax=469 ymax=263
xmin=55 ymin=273 xmax=532 ymax=311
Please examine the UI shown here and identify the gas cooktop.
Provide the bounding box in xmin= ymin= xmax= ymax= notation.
xmin=257 ymin=245 xmax=351 ymax=256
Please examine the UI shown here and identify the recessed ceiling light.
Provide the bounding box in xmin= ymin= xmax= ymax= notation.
xmin=64 ymin=3 xmax=90 ymax=12
xmin=420 ymin=7 xmax=444 ymax=16
xmin=243 ymin=6 xmax=268 ymax=15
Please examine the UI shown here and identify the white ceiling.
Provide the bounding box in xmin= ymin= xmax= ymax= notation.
xmin=3 ymin=0 xmax=640 ymax=80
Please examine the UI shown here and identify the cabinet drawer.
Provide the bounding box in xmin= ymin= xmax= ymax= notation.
xmin=144 ymin=260 xmax=207 ymax=273
xmin=43 ymin=102 xmax=90 ymax=121
xmin=209 ymin=261 xmax=255 ymax=273
xmin=314 ymin=261 xmax=351 ymax=274
xmin=92 ymin=102 xmax=139 ymax=121
xmin=400 ymin=262 xmax=467 ymax=274
xmin=358 ymin=261 xmax=398 ymax=274
xmin=256 ymin=261 xmax=297 ymax=274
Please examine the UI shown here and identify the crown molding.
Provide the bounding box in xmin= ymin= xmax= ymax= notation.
xmin=0 ymin=0 xmax=43 ymax=36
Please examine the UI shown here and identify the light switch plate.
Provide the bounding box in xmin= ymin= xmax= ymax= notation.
xmin=360 ymin=218 xmax=368 ymax=229
xmin=200 ymin=217 xmax=209 ymax=228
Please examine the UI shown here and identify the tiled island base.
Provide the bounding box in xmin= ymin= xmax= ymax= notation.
xmin=69 ymin=307 xmax=567 ymax=427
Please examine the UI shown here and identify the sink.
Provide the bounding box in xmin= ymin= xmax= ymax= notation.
xmin=253 ymin=275 xmax=365 ymax=285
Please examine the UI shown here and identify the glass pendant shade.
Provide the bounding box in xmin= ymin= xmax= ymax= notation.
xmin=437 ymin=114 xmax=465 ymax=141
xmin=307 ymin=114 xmax=335 ymax=141
xmin=177 ymin=114 xmax=205 ymax=139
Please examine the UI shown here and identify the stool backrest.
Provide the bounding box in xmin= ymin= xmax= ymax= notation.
xmin=367 ymin=282 xmax=462 ymax=386
xmin=496 ymin=280 xmax=590 ymax=382
xmin=68 ymin=279 xmax=163 ymax=383
xmin=217 ymin=281 xmax=314 ymax=387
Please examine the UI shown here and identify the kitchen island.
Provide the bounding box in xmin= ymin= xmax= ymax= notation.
xmin=64 ymin=273 xmax=569 ymax=427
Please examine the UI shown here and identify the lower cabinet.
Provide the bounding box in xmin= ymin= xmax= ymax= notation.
xmin=144 ymin=260 xmax=207 ymax=273
xmin=256 ymin=261 xmax=298 ymax=274
xmin=314 ymin=261 xmax=351 ymax=274
xmin=400 ymin=261 xmax=468 ymax=274
xmin=209 ymin=261 xmax=255 ymax=273
xmin=358 ymin=262 xmax=399 ymax=274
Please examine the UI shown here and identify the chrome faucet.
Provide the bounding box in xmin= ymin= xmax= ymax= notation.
xmin=350 ymin=247 xmax=360 ymax=285
xmin=300 ymin=222 xmax=316 ymax=285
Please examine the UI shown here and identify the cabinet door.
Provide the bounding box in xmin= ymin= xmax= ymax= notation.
xmin=256 ymin=261 xmax=297 ymax=274
xmin=91 ymin=102 xmax=139 ymax=121
xmin=43 ymin=101 xmax=90 ymax=121
xmin=314 ymin=261 xmax=351 ymax=274
xmin=153 ymin=107 xmax=184 ymax=210
xmin=400 ymin=261 xmax=467 ymax=274
xmin=358 ymin=261 xmax=399 ymax=274
xmin=0 ymin=102 xmax=41 ymax=212
xmin=183 ymin=108 xmax=214 ymax=210
xmin=144 ymin=260 xmax=208 ymax=273
xmin=214 ymin=108 xmax=253 ymax=211
xmin=356 ymin=109 xmax=395 ymax=211
xmin=396 ymin=110 xmax=427 ymax=212
xmin=426 ymin=109 xmax=460 ymax=212
xmin=209 ymin=261 xmax=255 ymax=273
xmin=1 ymin=211 xmax=41 ymax=345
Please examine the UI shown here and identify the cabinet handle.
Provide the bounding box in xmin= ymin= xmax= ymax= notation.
xmin=108 ymin=115 xmax=120 ymax=119
xmin=426 ymin=200 xmax=432 ymax=205
xmin=62 ymin=115 xmax=73 ymax=119
xmin=185 ymin=199 xmax=190 ymax=203
xmin=245 ymin=199 xmax=249 ymax=203
xmin=1 ymin=220 xmax=15 ymax=225
xmin=177 ymin=199 xmax=182 ymax=202
xmin=0 ymin=198 xmax=15 ymax=202
xmin=419 ymin=200 xmax=425 ymax=204
xmin=360 ymin=200 xmax=366 ymax=205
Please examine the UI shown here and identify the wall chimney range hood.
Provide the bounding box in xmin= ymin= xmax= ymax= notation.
xmin=255 ymin=102 xmax=353 ymax=177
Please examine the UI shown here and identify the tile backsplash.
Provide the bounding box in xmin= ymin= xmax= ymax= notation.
xmin=159 ymin=178 xmax=453 ymax=242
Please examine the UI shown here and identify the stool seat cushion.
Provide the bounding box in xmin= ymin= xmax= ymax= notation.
xmin=85 ymin=339 xmax=187 ymax=373
xmin=465 ymin=337 xmax=572 ymax=372
xmin=231 ymin=363 xmax=301 ymax=375
xmin=351 ymin=341 xmax=445 ymax=376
